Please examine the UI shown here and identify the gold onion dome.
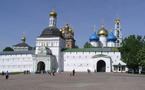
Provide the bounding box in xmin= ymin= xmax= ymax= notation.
xmin=115 ymin=17 xmax=121 ymax=24
xmin=69 ymin=27 xmax=72 ymax=32
xmin=62 ymin=30 xmax=65 ymax=34
xmin=65 ymin=23 xmax=69 ymax=30
xmin=60 ymin=27 xmax=63 ymax=32
xmin=97 ymin=25 xmax=108 ymax=37
xmin=50 ymin=9 xmax=57 ymax=17
xmin=21 ymin=36 xmax=26 ymax=43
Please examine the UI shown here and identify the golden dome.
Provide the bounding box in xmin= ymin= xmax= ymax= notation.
xmin=50 ymin=9 xmax=57 ymax=17
xmin=62 ymin=30 xmax=65 ymax=34
xmin=115 ymin=17 xmax=121 ymax=24
xmin=65 ymin=23 xmax=69 ymax=30
xmin=21 ymin=36 xmax=26 ymax=43
xmin=60 ymin=27 xmax=63 ymax=32
xmin=71 ymin=30 xmax=74 ymax=35
xmin=69 ymin=27 xmax=72 ymax=32
xmin=97 ymin=25 xmax=108 ymax=37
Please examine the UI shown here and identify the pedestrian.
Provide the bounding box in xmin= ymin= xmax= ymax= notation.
xmin=72 ymin=69 xmax=75 ymax=76
xmin=6 ymin=71 xmax=9 ymax=79
xmin=52 ymin=70 xmax=55 ymax=76
xmin=87 ymin=69 xmax=90 ymax=74
xmin=70 ymin=72 xmax=72 ymax=76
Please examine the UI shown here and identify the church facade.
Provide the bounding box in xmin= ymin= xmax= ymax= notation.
xmin=0 ymin=9 xmax=127 ymax=73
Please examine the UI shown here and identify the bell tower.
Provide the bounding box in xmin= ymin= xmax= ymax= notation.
xmin=114 ymin=16 xmax=123 ymax=47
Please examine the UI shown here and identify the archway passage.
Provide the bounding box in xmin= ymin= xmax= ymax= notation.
xmin=97 ymin=60 xmax=106 ymax=72
xmin=37 ymin=61 xmax=45 ymax=72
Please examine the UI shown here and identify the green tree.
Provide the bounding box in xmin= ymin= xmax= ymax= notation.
xmin=74 ymin=45 xmax=79 ymax=48
xmin=136 ymin=47 xmax=145 ymax=67
xmin=83 ymin=42 xmax=93 ymax=48
xmin=33 ymin=46 xmax=36 ymax=50
xmin=119 ymin=35 xmax=145 ymax=71
xmin=3 ymin=47 xmax=14 ymax=51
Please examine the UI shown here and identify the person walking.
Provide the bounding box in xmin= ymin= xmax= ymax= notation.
xmin=72 ymin=69 xmax=75 ymax=76
xmin=6 ymin=71 xmax=9 ymax=79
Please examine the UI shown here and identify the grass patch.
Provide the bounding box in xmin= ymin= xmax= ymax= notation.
xmin=0 ymin=72 xmax=23 ymax=75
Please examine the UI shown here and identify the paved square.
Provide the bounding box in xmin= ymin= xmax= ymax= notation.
xmin=0 ymin=72 xmax=145 ymax=90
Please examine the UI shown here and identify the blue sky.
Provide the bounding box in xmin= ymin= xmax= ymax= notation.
xmin=0 ymin=0 xmax=145 ymax=51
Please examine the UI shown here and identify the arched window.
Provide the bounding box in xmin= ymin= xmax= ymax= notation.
xmin=117 ymin=23 xmax=119 ymax=28
xmin=117 ymin=30 xmax=119 ymax=36
xmin=117 ymin=40 xmax=119 ymax=43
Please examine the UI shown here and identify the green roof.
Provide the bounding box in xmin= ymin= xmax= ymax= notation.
xmin=62 ymin=47 xmax=119 ymax=52
xmin=95 ymin=54 xmax=107 ymax=57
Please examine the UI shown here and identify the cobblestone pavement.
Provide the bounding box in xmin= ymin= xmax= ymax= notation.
xmin=0 ymin=72 xmax=145 ymax=90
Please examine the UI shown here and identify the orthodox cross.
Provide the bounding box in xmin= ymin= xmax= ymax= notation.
xmin=93 ymin=25 xmax=96 ymax=32
xmin=23 ymin=32 xmax=25 ymax=37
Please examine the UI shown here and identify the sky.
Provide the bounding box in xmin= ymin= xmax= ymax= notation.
xmin=0 ymin=0 xmax=145 ymax=51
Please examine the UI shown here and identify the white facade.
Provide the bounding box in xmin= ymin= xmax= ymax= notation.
xmin=0 ymin=53 xmax=33 ymax=72
xmin=90 ymin=41 xmax=99 ymax=47
xmin=35 ymin=37 xmax=65 ymax=71
xmin=99 ymin=36 xmax=107 ymax=47
xmin=62 ymin=50 xmax=126 ymax=72
xmin=107 ymin=41 xmax=116 ymax=47
xmin=0 ymin=10 xmax=126 ymax=73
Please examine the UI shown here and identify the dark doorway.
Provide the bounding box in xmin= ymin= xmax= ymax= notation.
xmin=97 ymin=60 xmax=106 ymax=72
xmin=37 ymin=61 xmax=45 ymax=72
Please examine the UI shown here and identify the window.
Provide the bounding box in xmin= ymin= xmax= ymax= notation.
xmin=117 ymin=30 xmax=119 ymax=36
xmin=114 ymin=66 xmax=118 ymax=71
xmin=117 ymin=23 xmax=119 ymax=28
xmin=122 ymin=66 xmax=125 ymax=71
xmin=117 ymin=40 xmax=119 ymax=43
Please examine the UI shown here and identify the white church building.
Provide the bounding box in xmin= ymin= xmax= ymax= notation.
xmin=0 ymin=9 xmax=127 ymax=73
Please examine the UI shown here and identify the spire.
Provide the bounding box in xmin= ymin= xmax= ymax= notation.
xmin=110 ymin=25 xmax=113 ymax=32
xmin=115 ymin=15 xmax=121 ymax=24
xmin=102 ymin=19 xmax=104 ymax=28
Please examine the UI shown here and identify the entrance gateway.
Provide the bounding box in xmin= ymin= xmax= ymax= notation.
xmin=37 ymin=61 xmax=45 ymax=71
xmin=97 ymin=60 xmax=106 ymax=72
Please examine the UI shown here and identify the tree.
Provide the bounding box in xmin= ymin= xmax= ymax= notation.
xmin=3 ymin=47 xmax=14 ymax=51
xmin=33 ymin=46 xmax=36 ymax=50
xmin=136 ymin=47 xmax=145 ymax=67
xmin=83 ymin=42 xmax=94 ymax=48
xmin=118 ymin=35 xmax=144 ymax=71
xmin=74 ymin=45 xmax=79 ymax=48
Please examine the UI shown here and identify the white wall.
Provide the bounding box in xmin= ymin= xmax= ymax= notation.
xmin=0 ymin=54 xmax=33 ymax=72
xmin=63 ymin=51 xmax=123 ymax=72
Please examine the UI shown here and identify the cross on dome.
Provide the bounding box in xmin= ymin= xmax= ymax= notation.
xmin=93 ymin=25 xmax=96 ymax=32
xmin=102 ymin=19 xmax=104 ymax=27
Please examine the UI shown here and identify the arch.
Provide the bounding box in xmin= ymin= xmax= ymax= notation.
xmin=37 ymin=61 xmax=45 ymax=72
xmin=97 ymin=60 xmax=106 ymax=72
xmin=117 ymin=40 xmax=119 ymax=43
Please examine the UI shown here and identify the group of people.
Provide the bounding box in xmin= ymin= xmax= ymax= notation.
xmin=24 ymin=70 xmax=31 ymax=74
xmin=70 ymin=69 xmax=75 ymax=76
xmin=1 ymin=71 xmax=9 ymax=79
xmin=35 ymin=70 xmax=56 ymax=76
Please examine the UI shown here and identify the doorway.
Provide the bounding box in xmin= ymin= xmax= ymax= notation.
xmin=97 ymin=60 xmax=106 ymax=72
xmin=37 ymin=61 xmax=45 ymax=72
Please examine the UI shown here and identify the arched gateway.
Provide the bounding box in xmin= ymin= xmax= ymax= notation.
xmin=37 ymin=61 xmax=45 ymax=71
xmin=97 ymin=60 xmax=106 ymax=72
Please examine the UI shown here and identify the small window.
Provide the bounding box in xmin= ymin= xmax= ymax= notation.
xmin=117 ymin=23 xmax=119 ymax=28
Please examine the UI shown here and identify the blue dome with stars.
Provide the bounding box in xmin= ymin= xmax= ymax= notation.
xmin=89 ymin=32 xmax=99 ymax=42
xmin=107 ymin=32 xmax=117 ymax=41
